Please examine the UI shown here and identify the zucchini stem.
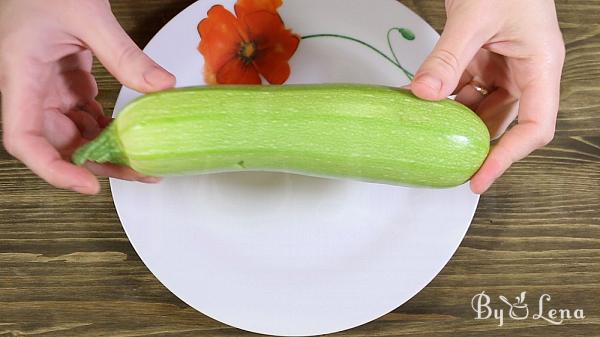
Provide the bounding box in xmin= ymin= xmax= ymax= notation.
xmin=72 ymin=123 xmax=128 ymax=166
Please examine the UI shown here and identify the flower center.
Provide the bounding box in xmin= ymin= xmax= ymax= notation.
xmin=238 ymin=41 xmax=257 ymax=64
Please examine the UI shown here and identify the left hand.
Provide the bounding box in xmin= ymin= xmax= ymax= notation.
xmin=0 ymin=0 xmax=176 ymax=194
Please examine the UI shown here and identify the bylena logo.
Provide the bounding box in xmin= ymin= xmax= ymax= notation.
xmin=471 ymin=291 xmax=586 ymax=327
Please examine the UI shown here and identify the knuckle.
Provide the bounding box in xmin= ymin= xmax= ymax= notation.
xmin=541 ymin=36 xmax=566 ymax=67
xmin=556 ymin=41 xmax=566 ymax=64
xmin=549 ymin=42 xmax=566 ymax=66
xmin=2 ymin=132 xmax=18 ymax=157
xmin=69 ymin=0 xmax=111 ymax=16
xmin=431 ymin=48 xmax=461 ymax=78
xmin=117 ymin=44 xmax=141 ymax=69
xmin=116 ymin=43 xmax=147 ymax=85
xmin=90 ymin=76 xmax=99 ymax=98
xmin=537 ymin=124 xmax=556 ymax=147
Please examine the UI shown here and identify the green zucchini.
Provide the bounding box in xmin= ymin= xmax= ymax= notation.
xmin=73 ymin=84 xmax=490 ymax=188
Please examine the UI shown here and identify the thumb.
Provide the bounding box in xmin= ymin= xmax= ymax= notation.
xmin=412 ymin=14 xmax=491 ymax=101
xmin=80 ymin=12 xmax=175 ymax=93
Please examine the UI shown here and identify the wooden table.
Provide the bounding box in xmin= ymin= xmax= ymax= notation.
xmin=1 ymin=1 xmax=599 ymax=336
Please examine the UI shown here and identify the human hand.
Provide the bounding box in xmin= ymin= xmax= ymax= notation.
xmin=410 ymin=0 xmax=565 ymax=194
xmin=0 ymin=0 xmax=175 ymax=194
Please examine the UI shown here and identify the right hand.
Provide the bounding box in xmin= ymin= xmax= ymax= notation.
xmin=0 ymin=0 xmax=176 ymax=194
xmin=410 ymin=0 xmax=565 ymax=194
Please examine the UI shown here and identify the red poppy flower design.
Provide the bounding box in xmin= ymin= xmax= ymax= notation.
xmin=197 ymin=0 xmax=300 ymax=85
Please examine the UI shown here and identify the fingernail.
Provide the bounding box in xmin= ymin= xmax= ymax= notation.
xmin=415 ymin=74 xmax=442 ymax=94
xmin=139 ymin=176 xmax=162 ymax=184
xmin=143 ymin=66 xmax=175 ymax=90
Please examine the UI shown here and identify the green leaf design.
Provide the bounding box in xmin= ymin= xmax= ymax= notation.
xmin=398 ymin=28 xmax=415 ymax=41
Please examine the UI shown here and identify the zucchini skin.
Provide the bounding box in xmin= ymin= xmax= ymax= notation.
xmin=73 ymin=84 xmax=490 ymax=188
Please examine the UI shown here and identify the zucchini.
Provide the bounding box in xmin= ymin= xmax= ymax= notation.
xmin=73 ymin=84 xmax=490 ymax=188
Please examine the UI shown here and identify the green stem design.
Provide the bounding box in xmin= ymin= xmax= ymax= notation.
xmin=386 ymin=28 xmax=414 ymax=80
xmin=301 ymin=28 xmax=415 ymax=81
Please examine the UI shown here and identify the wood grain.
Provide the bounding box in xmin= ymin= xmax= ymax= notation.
xmin=1 ymin=0 xmax=599 ymax=336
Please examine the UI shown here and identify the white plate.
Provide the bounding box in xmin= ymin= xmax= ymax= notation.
xmin=111 ymin=1 xmax=479 ymax=335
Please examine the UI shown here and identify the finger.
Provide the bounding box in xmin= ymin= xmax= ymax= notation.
xmin=43 ymin=108 xmax=82 ymax=152
xmin=17 ymin=137 xmax=99 ymax=194
xmin=58 ymin=69 xmax=99 ymax=110
xmin=475 ymin=88 xmax=519 ymax=140
xmin=84 ymin=162 xmax=161 ymax=184
xmin=57 ymin=50 xmax=94 ymax=73
xmin=470 ymin=81 xmax=559 ymax=194
xmin=79 ymin=10 xmax=176 ymax=93
xmin=83 ymin=99 xmax=112 ymax=128
xmin=3 ymin=128 xmax=100 ymax=194
xmin=452 ymin=71 xmax=474 ymax=96
xmin=52 ymin=52 xmax=99 ymax=111
xmin=412 ymin=12 xmax=494 ymax=101
xmin=65 ymin=109 xmax=101 ymax=140
xmin=455 ymin=79 xmax=487 ymax=111
xmin=2 ymin=65 xmax=100 ymax=194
